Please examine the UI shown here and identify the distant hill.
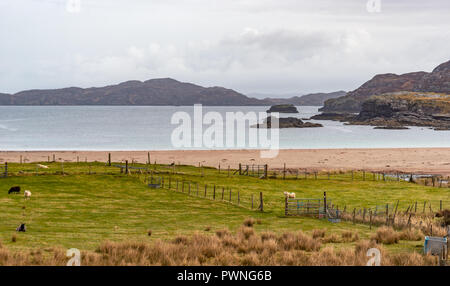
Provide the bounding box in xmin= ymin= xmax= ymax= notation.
xmin=0 ymin=78 xmax=271 ymax=106
xmin=263 ymin=91 xmax=346 ymax=106
xmin=320 ymin=60 xmax=450 ymax=113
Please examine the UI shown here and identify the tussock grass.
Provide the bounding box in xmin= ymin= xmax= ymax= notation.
xmin=371 ymin=227 xmax=400 ymax=244
xmin=0 ymin=224 xmax=438 ymax=266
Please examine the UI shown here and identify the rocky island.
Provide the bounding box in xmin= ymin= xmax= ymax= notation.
xmin=255 ymin=116 xmax=322 ymax=128
xmin=266 ymin=104 xmax=299 ymax=113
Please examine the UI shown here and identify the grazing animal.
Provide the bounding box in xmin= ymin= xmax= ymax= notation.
xmin=24 ymin=190 xmax=32 ymax=199
xmin=8 ymin=186 xmax=20 ymax=194
xmin=16 ymin=223 xmax=26 ymax=232
xmin=36 ymin=164 xmax=49 ymax=169
xmin=283 ymin=192 xmax=296 ymax=198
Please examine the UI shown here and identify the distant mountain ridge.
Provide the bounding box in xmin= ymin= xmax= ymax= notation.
xmin=263 ymin=91 xmax=346 ymax=106
xmin=320 ymin=60 xmax=450 ymax=112
xmin=0 ymin=78 xmax=271 ymax=106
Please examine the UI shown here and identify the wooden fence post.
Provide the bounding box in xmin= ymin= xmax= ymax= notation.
xmin=4 ymin=162 xmax=7 ymax=177
xmin=229 ymin=189 xmax=232 ymax=202
xmin=264 ymin=164 xmax=268 ymax=179
xmin=352 ymin=208 xmax=356 ymax=224
xmin=213 ymin=185 xmax=215 ymax=200
xmin=285 ymin=197 xmax=288 ymax=216
xmin=125 ymin=160 xmax=129 ymax=175
xmin=108 ymin=153 xmax=111 ymax=166
xmin=147 ymin=152 xmax=150 ymax=165
xmin=323 ymin=192 xmax=327 ymax=216
xmin=204 ymin=184 xmax=207 ymax=197
xmin=259 ymin=192 xmax=263 ymax=212
xmin=283 ymin=163 xmax=286 ymax=180
xmin=228 ymin=165 xmax=230 ymax=177
xmin=239 ymin=163 xmax=242 ymax=175
xmin=221 ymin=187 xmax=224 ymax=200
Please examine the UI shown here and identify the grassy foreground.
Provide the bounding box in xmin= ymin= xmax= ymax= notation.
xmin=0 ymin=162 xmax=448 ymax=264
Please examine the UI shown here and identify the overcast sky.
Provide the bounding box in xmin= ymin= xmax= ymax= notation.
xmin=1 ymin=0 xmax=449 ymax=97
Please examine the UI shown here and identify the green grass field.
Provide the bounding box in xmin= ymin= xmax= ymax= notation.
xmin=0 ymin=162 xmax=448 ymax=253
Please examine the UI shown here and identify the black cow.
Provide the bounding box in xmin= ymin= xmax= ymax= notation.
xmin=8 ymin=186 xmax=20 ymax=194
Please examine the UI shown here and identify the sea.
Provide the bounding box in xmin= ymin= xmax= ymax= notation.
xmin=0 ymin=106 xmax=449 ymax=150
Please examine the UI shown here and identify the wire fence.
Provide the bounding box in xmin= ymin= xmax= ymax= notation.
xmin=144 ymin=175 xmax=264 ymax=212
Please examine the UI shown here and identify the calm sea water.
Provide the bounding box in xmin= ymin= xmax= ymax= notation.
xmin=0 ymin=106 xmax=449 ymax=150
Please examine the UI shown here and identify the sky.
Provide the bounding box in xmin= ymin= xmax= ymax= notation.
xmin=0 ymin=0 xmax=450 ymax=97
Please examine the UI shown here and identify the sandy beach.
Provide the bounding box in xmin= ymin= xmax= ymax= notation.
xmin=1 ymin=148 xmax=449 ymax=176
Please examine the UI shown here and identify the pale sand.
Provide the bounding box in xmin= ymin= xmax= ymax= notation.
xmin=1 ymin=148 xmax=449 ymax=176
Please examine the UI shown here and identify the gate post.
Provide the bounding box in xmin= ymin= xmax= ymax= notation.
xmin=323 ymin=192 xmax=327 ymax=217
xmin=285 ymin=196 xmax=288 ymax=216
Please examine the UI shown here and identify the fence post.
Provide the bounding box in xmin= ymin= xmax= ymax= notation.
xmin=228 ymin=165 xmax=230 ymax=177
xmin=213 ymin=185 xmax=215 ymax=200
xmin=229 ymin=188 xmax=232 ymax=202
xmin=323 ymin=192 xmax=327 ymax=216
xmin=204 ymin=184 xmax=207 ymax=197
xmin=239 ymin=163 xmax=242 ymax=175
xmin=237 ymin=191 xmax=240 ymax=205
xmin=108 ymin=153 xmax=111 ymax=166
xmin=4 ymin=162 xmax=7 ymax=177
xmin=221 ymin=187 xmax=224 ymax=200
xmin=259 ymin=192 xmax=263 ymax=212
xmin=125 ymin=160 xmax=129 ymax=175
xmin=283 ymin=163 xmax=286 ymax=180
xmin=352 ymin=208 xmax=356 ymax=224
xmin=264 ymin=164 xmax=268 ymax=179
xmin=251 ymin=194 xmax=254 ymax=209
xmin=285 ymin=197 xmax=288 ymax=216
xmin=147 ymin=152 xmax=150 ymax=165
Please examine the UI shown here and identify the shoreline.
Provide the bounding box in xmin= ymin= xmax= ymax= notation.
xmin=1 ymin=148 xmax=449 ymax=176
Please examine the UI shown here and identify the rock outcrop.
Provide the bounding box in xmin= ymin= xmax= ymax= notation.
xmin=267 ymin=104 xmax=299 ymax=113
xmin=352 ymin=92 xmax=450 ymax=130
xmin=256 ymin=116 xmax=323 ymax=128
xmin=320 ymin=60 xmax=450 ymax=113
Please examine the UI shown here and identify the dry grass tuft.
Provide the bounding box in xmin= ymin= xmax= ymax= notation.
xmin=0 ymin=226 xmax=440 ymax=266
xmin=371 ymin=227 xmax=400 ymax=244
xmin=312 ymin=229 xmax=326 ymax=239
xmin=399 ymin=229 xmax=423 ymax=241
xmin=341 ymin=231 xmax=360 ymax=242
xmin=243 ymin=218 xmax=256 ymax=227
